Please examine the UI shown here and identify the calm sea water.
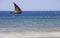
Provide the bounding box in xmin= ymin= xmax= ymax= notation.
xmin=0 ymin=11 xmax=60 ymax=31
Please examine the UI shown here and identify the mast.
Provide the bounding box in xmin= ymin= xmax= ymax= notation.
xmin=13 ymin=3 xmax=22 ymax=14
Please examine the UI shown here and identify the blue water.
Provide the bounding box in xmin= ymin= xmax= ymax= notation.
xmin=0 ymin=11 xmax=60 ymax=30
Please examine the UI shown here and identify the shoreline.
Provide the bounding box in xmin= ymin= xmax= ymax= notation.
xmin=0 ymin=30 xmax=60 ymax=38
xmin=0 ymin=28 xmax=60 ymax=38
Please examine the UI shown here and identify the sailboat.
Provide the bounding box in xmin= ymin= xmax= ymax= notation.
xmin=13 ymin=3 xmax=22 ymax=14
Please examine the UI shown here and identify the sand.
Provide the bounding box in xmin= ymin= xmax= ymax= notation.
xmin=0 ymin=30 xmax=60 ymax=38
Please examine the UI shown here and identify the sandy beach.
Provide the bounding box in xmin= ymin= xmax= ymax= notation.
xmin=0 ymin=30 xmax=60 ymax=38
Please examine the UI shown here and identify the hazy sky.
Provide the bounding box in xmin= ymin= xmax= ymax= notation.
xmin=0 ymin=0 xmax=60 ymax=11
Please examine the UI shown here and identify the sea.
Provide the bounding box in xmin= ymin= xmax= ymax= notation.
xmin=0 ymin=11 xmax=60 ymax=38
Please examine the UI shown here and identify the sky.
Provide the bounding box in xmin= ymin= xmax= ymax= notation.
xmin=0 ymin=0 xmax=60 ymax=11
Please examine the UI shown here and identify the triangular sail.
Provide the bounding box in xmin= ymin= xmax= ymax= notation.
xmin=14 ymin=3 xmax=22 ymax=14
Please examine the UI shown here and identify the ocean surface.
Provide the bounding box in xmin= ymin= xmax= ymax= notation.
xmin=0 ymin=11 xmax=60 ymax=30
xmin=0 ymin=11 xmax=60 ymax=38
